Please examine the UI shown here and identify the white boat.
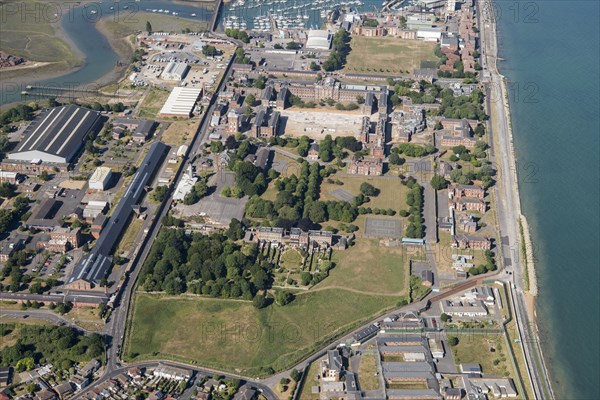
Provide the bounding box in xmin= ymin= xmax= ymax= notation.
xmin=191 ymin=13 xmax=197 ymax=16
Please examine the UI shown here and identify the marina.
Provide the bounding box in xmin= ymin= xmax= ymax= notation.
xmin=222 ymin=0 xmax=367 ymax=31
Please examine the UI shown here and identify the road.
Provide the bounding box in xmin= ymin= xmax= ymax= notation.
xmin=0 ymin=309 xmax=90 ymax=331
xmin=479 ymin=2 xmax=554 ymax=398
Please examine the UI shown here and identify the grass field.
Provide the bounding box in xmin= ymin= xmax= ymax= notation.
xmin=126 ymin=290 xmax=396 ymax=375
xmin=344 ymin=36 xmax=438 ymax=75
xmin=357 ymin=352 xmax=380 ymax=390
xmin=161 ymin=120 xmax=199 ymax=146
xmin=99 ymin=12 xmax=209 ymax=38
xmin=451 ymin=333 xmax=516 ymax=378
xmin=139 ymin=87 xmax=171 ymax=118
xmin=323 ymin=239 xmax=406 ymax=295
xmin=320 ymin=174 xmax=406 ymax=212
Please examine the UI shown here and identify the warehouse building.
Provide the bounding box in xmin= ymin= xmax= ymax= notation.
xmin=66 ymin=142 xmax=169 ymax=288
xmin=3 ymin=105 xmax=102 ymax=170
xmin=161 ymin=62 xmax=190 ymax=81
xmin=88 ymin=167 xmax=112 ymax=191
xmin=306 ymin=29 xmax=333 ymax=50
xmin=159 ymin=87 xmax=202 ymax=118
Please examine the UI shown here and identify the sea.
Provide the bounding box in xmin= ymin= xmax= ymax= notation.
xmin=494 ymin=0 xmax=600 ymax=398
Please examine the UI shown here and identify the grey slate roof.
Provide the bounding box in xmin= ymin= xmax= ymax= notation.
xmin=69 ymin=141 xmax=168 ymax=284
xmin=12 ymin=105 xmax=101 ymax=162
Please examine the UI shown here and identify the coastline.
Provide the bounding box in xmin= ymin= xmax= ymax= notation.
xmin=485 ymin=2 xmax=554 ymax=398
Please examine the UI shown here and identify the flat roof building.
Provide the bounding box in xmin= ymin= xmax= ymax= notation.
xmin=7 ymin=105 xmax=102 ymax=164
xmin=306 ymin=29 xmax=333 ymax=50
xmin=161 ymin=62 xmax=189 ymax=81
xmin=88 ymin=167 xmax=112 ymax=191
xmin=159 ymin=87 xmax=202 ymax=118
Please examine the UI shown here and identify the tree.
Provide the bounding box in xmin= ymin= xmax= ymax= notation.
xmin=252 ymin=294 xmax=269 ymax=309
xmin=145 ymin=21 xmax=152 ymax=33
xmin=360 ymin=182 xmax=379 ymax=196
xmin=448 ymin=336 xmax=459 ymax=346
xmin=290 ymin=369 xmax=301 ymax=382
xmin=440 ymin=313 xmax=451 ymax=322
xmin=245 ymin=94 xmax=256 ymax=107
xmin=39 ymin=170 xmax=51 ymax=181
xmin=430 ymin=175 xmax=448 ymax=190
xmin=16 ymin=357 xmax=35 ymax=372
xmin=29 ymin=282 xmax=44 ymax=294
xmin=152 ymin=185 xmax=169 ymax=202
xmin=389 ymin=152 xmax=404 ymax=165
xmin=275 ymin=290 xmax=295 ymax=306
xmin=253 ymin=75 xmax=266 ymax=89
xmin=227 ymin=218 xmax=244 ymax=241
xmin=202 ymin=45 xmax=218 ymax=57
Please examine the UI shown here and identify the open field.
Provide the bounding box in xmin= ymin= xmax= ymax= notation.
xmin=161 ymin=120 xmax=199 ymax=146
xmin=138 ymin=87 xmax=171 ymax=118
xmin=99 ymin=12 xmax=209 ymax=39
xmin=344 ymin=37 xmax=438 ymax=74
xmin=357 ymin=352 xmax=380 ymax=390
xmin=320 ymin=174 xmax=407 ymax=212
xmin=126 ymin=290 xmax=396 ymax=375
xmin=451 ymin=333 xmax=517 ymax=378
xmin=65 ymin=306 xmax=104 ymax=332
xmin=323 ymin=238 xmax=406 ymax=295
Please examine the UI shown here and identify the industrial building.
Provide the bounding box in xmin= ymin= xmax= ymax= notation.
xmin=159 ymin=87 xmax=202 ymax=118
xmin=88 ymin=167 xmax=112 ymax=191
xmin=161 ymin=62 xmax=190 ymax=81
xmin=4 ymin=105 xmax=102 ymax=167
xmin=66 ymin=142 xmax=169 ymax=288
xmin=306 ymin=30 xmax=333 ymax=50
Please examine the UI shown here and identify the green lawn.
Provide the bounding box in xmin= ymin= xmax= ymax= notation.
xmin=344 ymin=36 xmax=438 ymax=75
xmin=357 ymin=352 xmax=380 ymax=390
xmin=126 ymin=290 xmax=396 ymax=375
xmin=279 ymin=248 xmax=303 ymax=269
xmin=323 ymin=239 xmax=406 ymax=295
xmin=99 ymin=12 xmax=209 ymax=38
xmin=139 ymin=87 xmax=171 ymax=118
xmin=320 ymin=174 xmax=407 ymax=212
xmin=451 ymin=333 xmax=516 ymax=378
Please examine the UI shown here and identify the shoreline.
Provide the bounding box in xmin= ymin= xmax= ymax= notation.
xmin=485 ymin=2 xmax=553 ymax=397
xmin=1 ymin=0 xmax=215 ymax=108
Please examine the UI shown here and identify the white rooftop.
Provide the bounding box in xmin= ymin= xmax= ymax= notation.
xmin=159 ymin=87 xmax=202 ymax=117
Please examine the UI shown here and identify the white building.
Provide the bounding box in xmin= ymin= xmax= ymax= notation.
xmin=306 ymin=30 xmax=332 ymax=50
xmin=88 ymin=167 xmax=112 ymax=191
xmin=447 ymin=0 xmax=457 ymax=13
xmin=159 ymin=87 xmax=202 ymax=118
xmin=417 ymin=28 xmax=442 ymax=41
xmin=161 ymin=62 xmax=190 ymax=81
xmin=153 ymin=363 xmax=192 ymax=382
xmin=428 ymin=338 xmax=445 ymax=359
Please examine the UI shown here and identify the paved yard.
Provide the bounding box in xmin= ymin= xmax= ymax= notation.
xmin=364 ymin=216 xmax=403 ymax=238
xmin=329 ymin=188 xmax=354 ymax=202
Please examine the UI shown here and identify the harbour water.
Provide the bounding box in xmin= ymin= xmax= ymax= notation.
xmin=495 ymin=0 xmax=600 ymax=398
xmin=0 ymin=1 xmax=212 ymax=105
